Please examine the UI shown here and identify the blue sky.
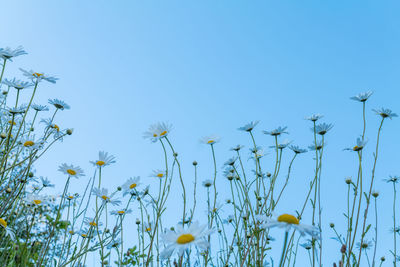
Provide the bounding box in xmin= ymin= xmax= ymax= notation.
xmin=1 ymin=0 xmax=400 ymax=265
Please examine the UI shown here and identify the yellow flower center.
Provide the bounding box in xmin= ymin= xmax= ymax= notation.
xmin=145 ymin=227 xmax=151 ymax=232
xmin=153 ymin=133 xmax=158 ymax=137
xmin=101 ymin=195 xmax=109 ymax=201
xmin=69 ymin=230 xmax=74 ymax=234
xmin=8 ymin=120 xmax=16 ymax=125
xmin=81 ymin=234 xmax=87 ymax=238
xmin=129 ymin=183 xmax=137 ymax=189
xmin=24 ymin=141 xmax=35 ymax=147
xmin=156 ymin=173 xmax=164 ymax=178
xmin=53 ymin=124 xmax=60 ymax=132
xmin=353 ymin=145 xmax=362 ymax=151
xmin=68 ymin=195 xmax=74 ymax=200
xmin=207 ymin=140 xmax=214 ymax=144
xmin=160 ymin=131 xmax=167 ymax=136
xmin=117 ymin=211 xmax=125 ymax=214
xmin=33 ymin=199 xmax=42 ymax=205
xmin=67 ymin=169 xmax=76 ymax=175
xmin=96 ymin=160 xmax=105 ymax=166
xmin=176 ymin=234 xmax=195 ymax=244
xmin=89 ymin=221 xmax=97 ymax=226
xmin=277 ymin=214 xmax=299 ymax=225
xmin=0 ymin=218 xmax=7 ymax=228
xmin=33 ymin=72 xmax=43 ymax=77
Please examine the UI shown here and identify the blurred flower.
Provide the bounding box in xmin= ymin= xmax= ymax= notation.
xmin=308 ymin=140 xmax=325 ymax=151
xmin=121 ymin=177 xmax=141 ymax=196
xmin=314 ymin=123 xmax=333 ymax=135
xmin=373 ymin=108 xmax=397 ymax=119
xmin=263 ymin=126 xmax=288 ymax=136
xmin=384 ymin=175 xmax=400 ymax=184
xmin=200 ymin=135 xmax=220 ymax=145
xmin=90 ymin=151 xmax=116 ymax=168
xmin=40 ymin=177 xmax=54 ymax=188
xmin=25 ymin=193 xmax=47 ymax=206
xmin=150 ymin=170 xmax=166 ymax=179
xmin=238 ymin=121 xmax=259 ymax=132
xmin=356 ymin=240 xmax=373 ymax=250
xmin=224 ymin=157 xmax=237 ymax=166
xmin=0 ymin=46 xmax=27 ymax=60
xmin=48 ymin=99 xmax=70 ymax=110
xmin=2 ymin=78 xmax=33 ymax=90
xmin=92 ymin=188 xmax=121 ymax=206
xmin=202 ymin=179 xmax=213 ymax=188
xmin=111 ymin=209 xmax=132 ymax=216
xmin=0 ymin=218 xmax=14 ymax=239
xmin=306 ymin=114 xmax=323 ymax=122
xmin=289 ymin=145 xmax=307 ymax=154
xmin=230 ymin=144 xmax=244 ymax=151
xmin=58 ymin=164 xmax=85 ymax=178
xmin=344 ymin=137 xmax=367 ymax=152
xmin=160 ymin=221 xmax=213 ymax=259
xmin=31 ymin=104 xmax=49 ymax=112
xmin=269 ymin=140 xmax=291 ymax=150
xmin=84 ymin=217 xmax=103 ymax=227
xmin=350 ymin=91 xmax=373 ymax=102
xmin=143 ymin=122 xmax=172 ymax=142
xmin=106 ymin=238 xmax=121 ymax=249
xmin=20 ymin=68 xmax=58 ymax=83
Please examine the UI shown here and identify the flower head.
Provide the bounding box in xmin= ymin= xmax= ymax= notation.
xmin=20 ymin=68 xmax=58 ymax=83
xmin=150 ymin=170 xmax=166 ymax=179
xmin=31 ymin=104 xmax=49 ymax=112
xmin=58 ymin=163 xmax=85 ymax=178
xmin=202 ymin=179 xmax=213 ymax=188
xmin=314 ymin=123 xmax=333 ymax=135
xmin=25 ymin=193 xmax=47 ymax=206
xmin=344 ymin=137 xmax=367 ymax=152
xmin=160 ymin=221 xmax=213 ymax=259
xmin=263 ymin=126 xmax=288 ymax=136
xmin=350 ymin=91 xmax=373 ymax=102
xmin=90 ymin=151 xmax=116 ymax=168
xmin=143 ymin=122 xmax=172 ymax=143
xmin=48 ymin=99 xmax=70 ymax=110
xmin=2 ymin=78 xmax=33 ymax=90
xmin=92 ymin=188 xmax=121 ymax=206
xmin=384 ymin=175 xmax=400 ymax=184
xmin=121 ymin=177 xmax=141 ymax=196
xmin=289 ymin=145 xmax=307 ymax=154
xmin=0 ymin=218 xmax=14 ymax=239
xmin=0 ymin=46 xmax=27 ymax=60
xmin=40 ymin=177 xmax=54 ymax=188
xmin=111 ymin=209 xmax=132 ymax=216
xmin=200 ymin=135 xmax=220 ymax=145
xmin=306 ymin=114 xmax=323 ymax=122
xmin=238 ymin=121 xmax=259 ymax=132
xmin=373 ymin=108 xmax=398 ymax=119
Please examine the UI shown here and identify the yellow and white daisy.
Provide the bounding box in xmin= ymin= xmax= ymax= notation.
xmin=48 ymin=99 xmax=70 ymax=110
xmin=31 ymin=104 xmax=49 ymax=112
xmin=150 ymin=170 xmax=166 ymax=179
xmin=20 ymin=68 xmax=58 ymax=83
xmin=121 ymin=177 xmax=141 ymax=196
xmin=20 ymin=136 xmax=45 ymax=151
xmin=64 ymin=192 xmax=78 ymax=201
xmin=25 ymin=193 xmax=47 ymax=206
xmin=0 ymin=217 xmax=14 ymax=239
xmin=143 ymin=122 xmax=172 ymax=143
xmin=92 ymin=188 xmax=121 ymax=206
xmin=160 ymin=221 xmax=213 ymax=259
xmin=261 ymin=213 xmax=320 ymax=239
xmin=110 ymin=209 xmax=132 ymax=216
xmin=90 ymin=151 xmax=116 ymax=168
xmin=2 ymin=78 xmax=33 ymax=90
xmin=84 ymin=217 xmax=103 ymax=228
xmin=58 ymin=163 xmax=85 ymax=178
xmin=0 ymin=46 xmax=27 ymax=60
xmin=199 ymin=135 xmax=220 ymax=145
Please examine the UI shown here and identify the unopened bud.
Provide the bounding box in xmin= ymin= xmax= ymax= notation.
xmin=192 ymin=161 xmax=198 ymax=166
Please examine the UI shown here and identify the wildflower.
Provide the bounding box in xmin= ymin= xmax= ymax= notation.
xmin=230 ymin=144 xmax=244 ymax=151
xmin=350 ymin=91 xmax=373 ymax=102
xmin=224 ymin=157 xmax=237 ymax=166
xmin=223 ymin=215 xmax=234 ymax=224
xmin=356 ymin=240 xmax=373 ymax=250
xmin=107 ymin=238 xmax=121 ymax=249
xmin=111 ymin=209 xmax=132 ymax=216
xmin=144 ymin=221 xmax=153 ymax=232
xmin=0 ymin=46 xmax=27 ymax=60
xmin=90 ymin=151 xmax=116 ymax=168
xmin=269 ymin=139 xmax=291 ymax=150
xmin=2 ymin=78 xmax=33 ymax=90
xmin=384 ymin=175 xmax=400 ymax=184
xmin=263 ymin=126 xmax=288 ymax=136
xmin=249 ymin=146 xmax=266 ymax=158
xmin=306 ymin=114 xmax=323 ymax=122
xmin=78 ymin=229 xmax=91 ymax=238
xmin=25 ymin=193 xmax=47 ymax=206
xmin=84 ymin=217 xmax=103 ymax=227
xmin=92 ymin=188 xmax=121 ymax=206
xmin=373 ymin=108 xmax=397 ymax=119
xmin=160 ymin=221 xmax=213 ymax=259
xmin=8 ymin=105 xmax=27 ymax=115
xmin=344 ymin=137 xmax=367 ymax=152
xmin=261 ymin=214 xmax=320 ymax=239
xmin=143 ymin=122 xmax=172 ymax=142
xmin=20 ymin=68 xmax=58 ymax=83
xmin=202 ymin=179 xmax=213 ymax=188
xmin=58 ymin=163 xmax=85 ymax=178
xmin=64 ymin=193 xmax=78 ymax=201
xmin=308 ymin=140 xmax=325 ymax=151
xmin=121 ymin=177 xmax=141 ymax=196
xmin=0 ymin=218 xmax=14 ymax=239
xmin=150 ymin=169 xmax=166 ymax=179
xmin=200 ymin=135 xmax=220 ymax=145
xmin=238 ymin=121 xmax=259 ymax=132
xmin=300 ymin=241 xmax=312 ymax=250
xmin=31 ymin=104 xmax=49 ymax=112
xmin=289 ymin=145 xmax=307 ymax=154
xmin=314 ymin=123 xmax=333 ymax=135
xmin=48 ymin=99 xmax=70 ymax=110
xmin=21 ymin=136 xmax=44 ymax=151
xmin=40 ymin=177 xmax=54 ymax=188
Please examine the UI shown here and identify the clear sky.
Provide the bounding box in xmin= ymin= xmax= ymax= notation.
xmin=1 ymin=0 xmax=400 ymax=265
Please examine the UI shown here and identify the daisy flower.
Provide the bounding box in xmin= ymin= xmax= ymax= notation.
xmin=261 ymin=214 xmax=320 ymax=239
xmin=84 ymin=217 xmax=103 ymax=227
xmin=2 ymin=78 xmax=33 ymax=90
xmin=8 ymin=105 xmax=27 ymax=115
xmin=263 ymin=126 xmax=288 ymax=136
xmin=143 ymin=122 xmax=172 ymax=142
xmin=356 ymin=240 xmax=373 ymax=250
xmin=373 ymin=108 xmax=398 ymax=119
xmin=40 ymin=118 xmax=61 ymax=134
xmin=160 ymin=221 xmax=213 ymax=259
xmin=350 ymin=91 xmax=373 ymax=102
xmin=384 ymin=175 xmax=400 ymax=184
xmin=289 ymin=145 xmax=307 ymax=154
xmin=64 ymin=192 xmax=78 ymax=201
xmin=48 ymin=99 xmax=70 ymax=110
xmin=107 ymin=238 xmax=121 ymax=249
xmin=200 ymin=135 xmax=220 ymax=145
xmin=314 ymin=123 xmax=333 ymax=135
xmin=305 ymin=114 xmax=324 ymax=122
xmin=31 ymin=104 xmax=49 ymax=112
xmin=230 ymin=144 xmax=244 ymax=151
xmin=92 ymin=188 xmax=121 ymax=206
xmin=249 ymin=146 xmax=266 ymax=159
xmin=90 ymin=151 xmax=116 ymax=168
xmin=224 ymin=157 xmax=237 ymax=166
xmin=110 ymin=209 xmax=133 ymax=216
xmin=269 ymin=139 xmax=292 ymax=150
xmin=238 ymin=121 xmax=259 ymax=132
xmin=308 ymin=140 xmax=325 ymax=151
xmin=0 ymin=218 xmax=14 ymax=239
xmin=21 ymin=136 xmax=45 ymax=151
xmin=202 ymin=179 xmax=213 ymax=188
xmin=0 ymin=46 xmax=27 ymax=60
xmin=58 ymin=163 xmax=85 ymax=178
xmin=25 ymin=193 xmax=47 ymax=206
xmin=20 ymin=68 xmax=58 ymax=83
xmin=150 ymin=169 xmax=166 ymax=179
xmin=344 ymin=137 xmax=368 ymax=152
xmin=143 ymin=221 xmax=153 ymax=232
xmin=121 ymin=177 xmax=141 ymax=196
xmin=40 ymin=177 xmax=54 ymax=188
